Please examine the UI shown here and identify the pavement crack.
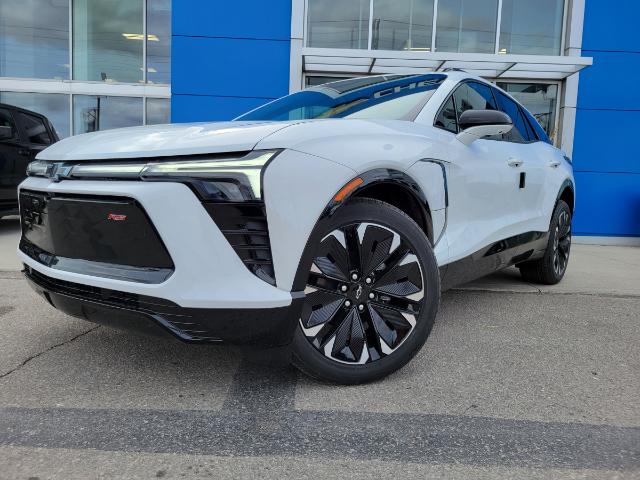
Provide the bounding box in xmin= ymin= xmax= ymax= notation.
xmin=0 ymin=326 xmax=100 ymax=380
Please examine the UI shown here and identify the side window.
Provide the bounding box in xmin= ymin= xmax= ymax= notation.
xmin=494 ymin=91 xmax=530 ymax=143
xmin=15 ymin=112 xmax=52 ymax=145
xmin=453 ymin=82 xmax=497 ymax=121
xmin=522 ymin=107 xmax=552 ymax=144
xmin=0 ymin=108 xmax=19 ymax=141
xmin=435 ymin=96 xmax=458 ymax=133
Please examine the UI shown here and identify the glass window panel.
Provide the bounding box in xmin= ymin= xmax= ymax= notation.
xmin=0 ymin=92 xmax=70 ymax=138
xmin=453 ymin=82 xmax=497 ymax=116
xmin=372 ymin=0 xmax=434 ymax=51
xmin=497 ymin=82 xmax=558 ymax=142
xmin=0 ymin=108 xmax=20 ymax=141
xmin=14 ymin=111 xmax=52 ymax=145
xmin=434 ymin=96 xmax=457 ymax=133
xmin=0 ymin=0 xmax=69 ymax=79
xmin=73 ymin=0 xmax=143 ymax=83
xmin=73 ymin=95 xmax=143 ymax=134
xmin=494 ymin=91 xmax=528 ymax=143
xmin=147 ymin=0 xmax=171 ymax=84
xmin=500 ymin=0 xmax=564 ymax=55
xmin=436 ymin=0 xmax=498 ymax=53
xmin=307 ymin=0 xmax=370 ymax=49
xmin=146 ymin=97 xmax=170 ymax=125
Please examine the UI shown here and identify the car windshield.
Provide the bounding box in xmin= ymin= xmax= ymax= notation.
xmin=236 ymin=74 xmax=446 ymax=122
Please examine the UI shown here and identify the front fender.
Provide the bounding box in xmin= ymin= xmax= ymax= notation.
xmin=263 ymin=149 xmax=356 ymax=292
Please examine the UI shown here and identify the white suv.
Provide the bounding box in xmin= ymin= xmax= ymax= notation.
xmin=19 ymin=72 xmax=574 ymax=384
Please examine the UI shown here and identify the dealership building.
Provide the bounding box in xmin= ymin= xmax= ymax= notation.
xmin=0 ymin=0 xmax=638 ymax=242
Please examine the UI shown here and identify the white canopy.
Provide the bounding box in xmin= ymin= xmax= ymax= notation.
xmin=302 ymin=48 xmax=593 ymax=80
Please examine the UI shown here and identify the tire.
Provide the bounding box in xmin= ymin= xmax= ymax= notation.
xmin=291 ymin=198 xmax=440 ymax=384
xmin=518 ymin=200 xmax=572 ymax=285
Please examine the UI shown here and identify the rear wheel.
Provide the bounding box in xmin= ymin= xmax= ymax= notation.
xmin=292 ymin=198 xmax=440 ymax=384
xmin=519 ymin=200 xmax=572 ymax=285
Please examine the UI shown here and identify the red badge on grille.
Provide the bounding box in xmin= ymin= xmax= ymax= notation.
xmin=107 ymin=213 xmax=127 ymax=221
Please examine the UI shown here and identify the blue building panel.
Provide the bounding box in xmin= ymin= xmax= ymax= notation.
xmin=171 ymin=0 xmax=291 ymax=123
xmin=573 ymin=172 xmax=640 ymax=237
xmin=573 ymin=109 xmax=640 ymax=174
xmin=173 ymin=0 xmax=292 ymax=40
xmin=172 ymin=36 xmax=290 ymax=98
xmin=573 ymin=1 xmax=640 ymax=237
xmin=172 ymin=94 xmax=274 ymax=122
xmin=581 ymin=0 xmax=640 ymax=52
xmin=577 ymin=51 xmax=640 ymax=111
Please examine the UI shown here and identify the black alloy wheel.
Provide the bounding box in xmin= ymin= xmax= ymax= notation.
xmin=553 ymin=208 xmax=571 ymax=277
xmin=519 ymin=199 xmax=572 ymax=285
xmin=292 ymin=198 xmax=440 ymax=384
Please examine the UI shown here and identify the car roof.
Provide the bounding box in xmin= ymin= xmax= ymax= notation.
xmin=0 ymin=102 xmax=48 ymax=119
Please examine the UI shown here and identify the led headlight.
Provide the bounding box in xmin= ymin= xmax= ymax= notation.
xmin=26 ymin=150 xmax=279 ymax=201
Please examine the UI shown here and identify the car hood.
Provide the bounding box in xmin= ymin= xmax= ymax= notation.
xmin=36 ymin=121 xmax=298 ymax=161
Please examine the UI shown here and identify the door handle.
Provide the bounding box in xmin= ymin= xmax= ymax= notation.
xmin=507 ymin=158 xmax=524 ymax=168
xmin=549 ymin=160 xmax=561 ymax=168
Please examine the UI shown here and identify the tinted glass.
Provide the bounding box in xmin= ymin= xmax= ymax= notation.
xmin=237 ymin=75 xmax=445 ymax=122
xmin=0 ymin=91 xmax=70 ymax=138
xmin=15 ymin=112 xmax=51 ymax=145
xmin=146 ymin=97 xmax=170 ymax=125
xmin=0 ymin=109 xmax=19 ymax=141
xmin=494 ymin=91 xmax=529 ymax=143
xmin=73 ymin=0 xmax=144 ymax=83
xmin=435 ymin=96 xmax=457 ymax=133
xmin=307 ymin=0 xmax=370 ymax=49
xmin=453 ymin=82 xmax=497 ymax=118
xmin=497 ymin=82 xmax=557 ymax=141
xmin=0 ymin=0 xmax=69 ymax=79
xmin=372 ymin=0 xmax=434 ymax=51
xmin=500 ymin=0 xmax=564 ymax=55
xmin=436 ymin=0 xmax=498 ymax=53
xmin=147 ymin=0 xmax=171 ymax=84
xmin=73 ymin=95 xmax=143 ymax=134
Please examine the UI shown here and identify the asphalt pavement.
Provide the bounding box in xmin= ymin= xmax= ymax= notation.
xmin=0 ymin=216 xmax=638 ymax=479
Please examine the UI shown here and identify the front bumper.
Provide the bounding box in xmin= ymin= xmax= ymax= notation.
xmin=18 ymin=176 xmax=292 ymax=309
xmin=25 ymin=265 xmax=303 ymax=346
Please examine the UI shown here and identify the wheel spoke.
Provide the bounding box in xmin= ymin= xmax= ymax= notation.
xmin=301 ymin=290 xmax=345 ymax=329
xmin=307 ymin=272 xmax=343 ymax=293
xmin=358 ymin=223 xmax=399 ymax=277
xmin=374 ymin=254 xmax=423 ymax=298
xmin=343 ymin=224 xmax=362 ymax=275
xmin=314 ymin=232 xmax=350 ymax=281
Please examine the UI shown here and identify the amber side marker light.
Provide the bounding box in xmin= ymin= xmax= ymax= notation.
xmin=334 ymin=177 xmax=364 ymax=202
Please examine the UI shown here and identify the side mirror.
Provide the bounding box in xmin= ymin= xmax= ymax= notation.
xmin=456 ymin=110 xmax=513 ymax=146
xmin=0 ymin=125 xmax=14 ymax=141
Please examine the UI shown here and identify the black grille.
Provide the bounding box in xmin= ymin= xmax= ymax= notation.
xmin=202 ymin=202 xmax=275 ymax=285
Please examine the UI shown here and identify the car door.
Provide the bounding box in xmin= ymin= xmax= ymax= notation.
xmin=0 ymin=108 xmax=25 ymax=206
xmin=12 ymin=110 xmax=55 ymax=187
xmin=434 ymin=81 xmax=525 ymax=264
xmin=490 ymin=88 xmax=550 ymax=233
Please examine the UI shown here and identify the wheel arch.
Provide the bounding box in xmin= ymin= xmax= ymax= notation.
xmin=326 ymin=169 xmax=434 ymax=244
xmin=291 ymin=169 xmax=436 ymax=293
xmin=557 ymin=179 xmax=575 ymax=214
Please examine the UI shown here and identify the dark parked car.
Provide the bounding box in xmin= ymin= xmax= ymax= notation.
xmin=0 ymin=103 xmax=59 ymax=218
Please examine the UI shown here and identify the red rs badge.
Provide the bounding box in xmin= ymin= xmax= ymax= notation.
xmin=107 ymin=213 xmax=127 ymax=221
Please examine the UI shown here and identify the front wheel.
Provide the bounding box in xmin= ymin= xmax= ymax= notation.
xmin=292 ymin=198 xmax=440 ymax=384
xmin=519 ymin=200 xmax=572 ymax=285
